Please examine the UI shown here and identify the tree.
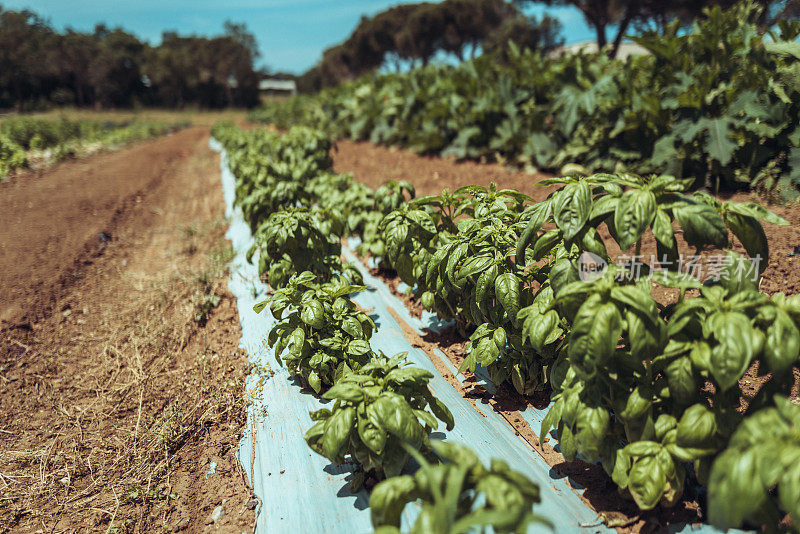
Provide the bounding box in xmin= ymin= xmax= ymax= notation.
xmin=0 ymin=7 xmax=57 ymax=109
xmin=89 ymin=25 xmax=146 ymax=107
xmin=752 ymin=0 xmax=800 ymax=26
xmin=305 ymin=0 xmax=523 ymax=88
xmin=482 ymin=13 xmax=564 ymax=58
xmin=515 ymin=0 xmax=733 ymax=58
xmin=58 ymin=31 xmax=98 ymax=106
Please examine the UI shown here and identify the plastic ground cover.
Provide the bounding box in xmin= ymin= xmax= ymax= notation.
xmin=210 ymin=139 xmax=729 ymax=534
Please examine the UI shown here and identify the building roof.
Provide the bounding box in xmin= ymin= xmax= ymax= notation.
xmin=548 ymin=41 xmax=650 ymax=60
xmin=258 ymin=79 xmax=297 ymax=92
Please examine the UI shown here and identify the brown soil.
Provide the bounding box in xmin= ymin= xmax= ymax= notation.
xmin=0 ymin=130 xmax=255 ymax=532
xmin=333 ymin=139 xmax=559 ymax=202
xmin=333 ymin=140 xmax=800 ymax=532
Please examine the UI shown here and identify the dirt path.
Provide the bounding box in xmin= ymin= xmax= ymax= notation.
xmin=0 ymin=130 xmax=255 ymax=533
xmin=0 ymin=127 xmax=202 ymax=326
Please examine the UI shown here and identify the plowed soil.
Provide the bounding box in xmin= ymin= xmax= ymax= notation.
xmin=0 ymin=130 xmax=255 ymax=533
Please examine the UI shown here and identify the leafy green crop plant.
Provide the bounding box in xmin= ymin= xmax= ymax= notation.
xmin=370 ymin=441 xmax=548 ymax=533
xmin=256 ymin=272 xmax=375 ymax=393
xmin=250 ymin=3 xmax=800 ymax=199
xmin=305 ymin=353 xmax=454 ymax=489
xmin=708 ymin=395 xmax=800 ymax=530
xmin=247 ymin=207 xmax=362 ymax=289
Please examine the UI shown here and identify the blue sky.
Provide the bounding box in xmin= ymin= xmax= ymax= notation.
xmin=2 ymin=1 xmax=596 ymax=73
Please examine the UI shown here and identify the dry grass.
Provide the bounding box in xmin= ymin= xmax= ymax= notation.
xmin=0 ymin=218 xmax=252 ymax=533
xmin=19 ymin=109 xmax=249 ymax=128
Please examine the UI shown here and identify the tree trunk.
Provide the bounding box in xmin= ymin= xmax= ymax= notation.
xmin=595 ymin=23 xmax=607 ymax=52
xmin=13 ymin=79 xmax=23 ymax=112
xmin=610 ymin=9 xmax=636 ymax=59
xmin=76 ymin=76 xmax=85 ymax=106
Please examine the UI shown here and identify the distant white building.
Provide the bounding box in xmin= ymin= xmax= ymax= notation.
xmin=549 ymin=41 xmax=650 ymax=60
xmin=258 ymin=79 xmax=297 ymax=95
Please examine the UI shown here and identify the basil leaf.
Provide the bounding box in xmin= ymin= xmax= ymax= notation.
xmin=728 ymin=202 xmax=788 ymax=226
xmin=569 ymin=300 xmax=623 ymax=379
xmin=427 ymin=395 xmax=455 ymax=431
xmin=651 ymin=208 xmax=675 ymax=248
xmin=628 ymin=452 xmax=668 ymax=510
xmin=373 ymin=394 xmax=424 ymax=448
xmin=674 ymin=202 xmax=728 ymax=249
xmin=553 ymin=180 xmax=591 ymax=241
xmin=322 ymin=406 xmax=356 ymax=462
xmin=494 ymin=273 xmax=521 ymax=320
xmin=324 ymin=383 xmax=364 ymax=402
xmin=676 ymin=404 xmax=717 ymax=449
xmin=764 ymin=309 xmax=800 ymax=374
xmin=725 ymin=212 xmax=768 ymax=272
xmin=614 ymin=189 xmax=656 ymax=250
xmin=369 ymin=475 xmax=417 ymax=528
xmin=360 ymin=404 xmax=387 ymax=454
xmin=301 ymin=299 xmax=325 ymax=329
xmin=709 ymin=311 xmax=758 ymax=391
xmin=708 ymin=449 xmax=767 ymax=529
xmin=666 ymin=356 xmax=696 ymax=406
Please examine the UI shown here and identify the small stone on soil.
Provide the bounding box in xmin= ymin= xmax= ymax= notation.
xmin=209 ymin=505 xmax=225 ymax=523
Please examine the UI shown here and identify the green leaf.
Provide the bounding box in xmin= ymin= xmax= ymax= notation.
xmin=445 ymin=243 xmax=469 ymax=287
xmin=532 ymin=229 xmax=561 ymax=260
xmin=619 ymin=385 xmax=652 ymax=421
xmin=651 ymin=269 xmax=702 ymax=289
xmin=553 ymin=180 xmax=591 ymax=241
xmin=568 ymin=300 xmax=622 ymax=379
xmin=308 ymin=370 xmax=322 ymax=393
xmin=360 ymin=404 xmax=387 ymax=454
xmin=301 ymin=299 xmax=325 ymax=329
xmin=347 ymin=339 xmax=372 ymax=356
xmin=725 ymin=212 xmax=768 ymax=271
xmin=458 ymin=255 xmax=494 ymax=279
xmin=614 ymin=189 xmax=656 ymax=250
xmin=324 ymin=383 xmax=364 ymax=402
xmin=719 ymin=251 xmax=760 ymax=294
xmin=610 ymin=286 xmax=658 ymax=319
xmin=728 ymin=202 xmax=788 ymax=226
xmin=764 ymin=310 xmax=800 ymax=374
xmin=779 ymin=461 xmax=800 ymax=525
xmin=322 ymin=406 xmax=356 ymax=462
xmin=709 ymin=312 xmax=758 ymax=391
xmin=427 ymin=396 xmax=454 ymax=431
xmin=386 ymin=367 xmax=434 ymax=388
xmin=628 ymin=453 xmax=668 ymax=510
xmin=708 ymin=449 xmax=767 ymax=529
xmin=674 ymin=202 xmax=728 ymax=249
xmin=520 ymin=307 xmax=559 ymax=352
xmin=666 ymin=356 xmax=696 ymax=406
xmin=676 ymin=404 xmax=717 ymax=449
xmin=253 ymin=299 xmax=269 ymax=314
xmin=369 ymin=475 xmax=417 ymax=528
xmin=574 ymin=406 xmax=610 ymax=462
xmin=704 ymin=118 xmax=737 ymax=166
xmin=494 ymin=273 xmax=521 ymax=320
xmin=373 ymin=394 xmax=424 ymax=448
xmin=516 ymin=203 xmax=551 ymax=262
xmin=651 ymin=208 xmax=674 ymax=248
